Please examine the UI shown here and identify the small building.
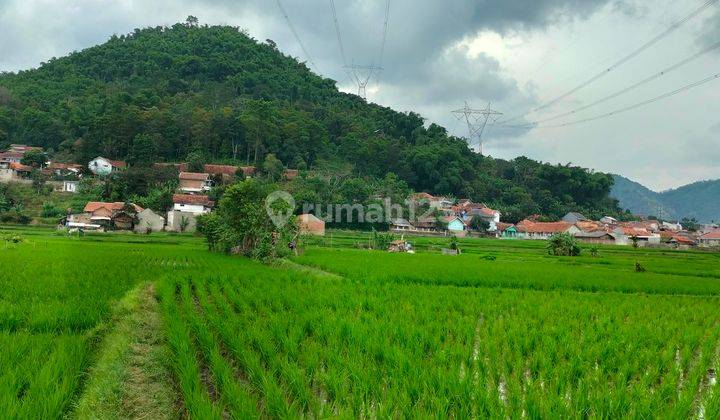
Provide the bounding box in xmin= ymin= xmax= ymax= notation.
xmin=613 ymin=227 xmax=661 ymax=246
xmin=669 ymin=235 xmax=696 ymax=248
xmin=414 ymin=217 xmax=438 ymax=232
xmin=63 ymin=180 xmax=78 ymax=193
xmin=390 ymin=218 xmax=414 ymax=232
xmin=66 ymin=212 xmax=103 ymax=230
xmin=574 ymin=230 xmax=617 ymax=245
xmin=698 ymin=230 xmax=720 ymax=248
xmin=204 ymin=164 xmax=239 ymax=183
xmin=496 ymin=222 xmax=518 ymax=238
xmin=172 ymin=194 xmax=214 ymax=214
xmin=44 ymin=162 xmax=83 ymax=177
xmin=444 ymin=216 xmax=466 ymax=233
xmin=134 ymin=209 xmax=166 ymax=233
xmin=600 ymin=216 xmax=618 ymax=225
xmin=82 ymin=202 xmax=143 ymax=230
xmin=0 ymin=151 xmax=25 ymax=166
xmin=88 ymin=157 xmax=126 ymax=176
xmin=297 ymin=213 xmax=325 ymax=236
xmin=179 ymin=172 xmax=212 ymax=194
xmin=562 ymin=212 xmax=588 ymax=223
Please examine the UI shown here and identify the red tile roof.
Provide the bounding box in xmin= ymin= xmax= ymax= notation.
xmin=410 ymin=192 xmax=435 ymax=200
xmin=239 ymin=166 xmax=256 ymax=176
xmin=671 ymin=235 xmax=696 ymax=245
xmin=204 ymin=164 xmax=238 ymax=175
xmin=172 ymin=194 xmax=214 ymax=207
xmin=48 ymin=162 xmax=82 ymax=170
xmin=496 ymin=222 xmax=514 ymax=232
xmin=179 ymin=172 xmax=210 ymax=181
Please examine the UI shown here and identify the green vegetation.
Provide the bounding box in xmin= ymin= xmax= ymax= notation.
xmin=0 ymin=20 xmax=626 ymax=221
xmin=2 ymin=228 xmax=720 ymax=418
xmin=612 ymin=174 xmax=720 ymax=222
xmin=546 ymin=232 xmax=581 ymax=256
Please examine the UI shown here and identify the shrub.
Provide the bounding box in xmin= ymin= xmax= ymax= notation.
xmin=371 ymin=229 xmax=395 ymax=250
xmin=547 ymin=232 xmax=581 ymax=256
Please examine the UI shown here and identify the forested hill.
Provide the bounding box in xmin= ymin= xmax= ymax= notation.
xmin=0 ymin=19 xmax=625 ymax=221
xmin=611 ymin=175 xmax=720 ymax=223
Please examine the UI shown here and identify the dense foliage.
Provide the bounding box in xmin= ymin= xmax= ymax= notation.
xmin=0 ymin=19 xmax=625 ymax=221
xmin=197 ymin=179 xmax=295 ymax=261
xmin=611 ymin=175 xmax=720 ymax=223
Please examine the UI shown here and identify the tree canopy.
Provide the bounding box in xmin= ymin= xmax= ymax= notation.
xmin=0 ymin=19 xmax=625 ymax=221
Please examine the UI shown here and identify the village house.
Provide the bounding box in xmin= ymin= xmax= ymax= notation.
xmin=172 ymin=194 xmax=214 ymax=214
xmin=88 ymin=157 xmax=126 ymax=175
xmin=297 ymin=213 xmax=325 ymax=236
xmin=81 ymin=202 xmax=143 ymax=230
xmin=495 ymin=222 xmax=517 ymax=238
xmin=0 ymin=162 xmax=32 ymax=183
xmin=0 ymin=144 xmax=43 ymax=168
xmin=43 ymin=162 xmax=83 ymax=177
xmin=613 ymin=227 xmax=661 ymax=246
xmin=178 ymin=172 xmax=213 ymax=194
xmin=454 ymin=202 xmax=501 ymax=231
xmin=390 ymin=218 xmax=414 ymax=232
xmin=203 ymin=164 xmax=240 ymax=183
xmin=444 ymin=216 xmax=466 ymax=234
xmin=574 ymin=230 xmax=618 ymax=245
xmin=668 ymin=234 xmax=696 ymax=249
xmin=409 ymin=192 xmax=453 ymax=213
xmin=698 ymin=230 xmax=720 ymax=248
xmin=516 ymin=220 xmax=581 ymax=240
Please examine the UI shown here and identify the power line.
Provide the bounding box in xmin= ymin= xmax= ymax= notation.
xmin=502 ymin=39 xmax=720 ymax=128
xmin=329 ymin=0 xmax=391 ymax=100
xmin=275 ymin=0 xmax=320 ymax=73
xmin=499 ymin=0 xmax=718 ymax=125
xmin=497 ymin=71 xmax=720 ymax=130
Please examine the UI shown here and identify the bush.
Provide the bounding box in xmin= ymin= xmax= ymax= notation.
xmin=371 ymin=229 xmax=395 ymax=250
xmin=41 ymin=202 xmax=66 ymax=218
xmin=547 ymin=232 xmax=581 ymax=256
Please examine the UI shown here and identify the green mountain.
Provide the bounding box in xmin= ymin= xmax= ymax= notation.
xmin=611 ymin=175 xmax=720 ymax=223
xmin=0 ymin=19 xmax=624 ymax=222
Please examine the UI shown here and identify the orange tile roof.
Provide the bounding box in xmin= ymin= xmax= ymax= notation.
xmin=701 ymin=230 xmax=720 ymax=240
xmin=84 ymin=202 xmax=143 ymax=213
xmin=9 ymin=162 xmax=32 ymax=171
xmin=517 ymin=221 xmax=574 ymax=234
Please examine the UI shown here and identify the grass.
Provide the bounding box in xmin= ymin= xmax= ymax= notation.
xmin=1 ymin=227 xmax=720 ymax=417
xmin=73 ymin=283 xmax=178 ymax=419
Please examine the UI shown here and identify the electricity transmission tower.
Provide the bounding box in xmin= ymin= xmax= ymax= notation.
xmin=452 ymin=102 xmax=503 ymax=155
xmin=330 ymin=0 xmax=390 ymax=101
xmin=344 ymin=63 xmax=383 ymax=99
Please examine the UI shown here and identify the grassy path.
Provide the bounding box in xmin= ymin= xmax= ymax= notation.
xmin=73 ymin=282 xmax=179 ymax=419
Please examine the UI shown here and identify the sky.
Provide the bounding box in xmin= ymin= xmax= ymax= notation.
xmin=0 ymin=0 xmax=718 ymax=191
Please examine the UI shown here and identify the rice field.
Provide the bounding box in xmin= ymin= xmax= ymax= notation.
xmin=1 ymin=228 xmax=719 ymax=417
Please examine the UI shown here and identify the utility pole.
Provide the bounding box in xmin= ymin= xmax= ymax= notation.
xmin=451 ymin=101 xmax=503 ymax=155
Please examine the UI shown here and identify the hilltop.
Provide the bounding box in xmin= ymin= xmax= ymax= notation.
xmin=0 ymin=19 xmax=625 ymax=222
xmin=611 ymin=175 xmax=720 ymax=223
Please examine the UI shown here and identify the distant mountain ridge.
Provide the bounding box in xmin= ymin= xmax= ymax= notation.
xmin=611 ymin=175 xmax=720 ymax=223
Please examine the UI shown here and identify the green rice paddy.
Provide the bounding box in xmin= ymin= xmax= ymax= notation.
xmin=1 ymin=227 xmax=719 ymax=417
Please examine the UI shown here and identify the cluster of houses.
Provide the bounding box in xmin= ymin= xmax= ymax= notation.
xmin=65 ymin=158 xmax=305 ymax=233
xmin=390 ymin=192 xmax=720 ymax=249
xmin=0 ymin=144 xmax=81 ymax=192
xmin=390 ymin=193 xmax=502 ymax=236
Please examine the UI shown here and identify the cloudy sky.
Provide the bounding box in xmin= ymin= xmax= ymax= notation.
xmin=1 ymin=0 xmax=718 ymax=190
